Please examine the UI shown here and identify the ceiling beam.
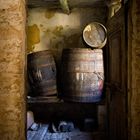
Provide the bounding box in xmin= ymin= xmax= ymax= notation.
xmin=27 ymin=0 xmax=107 ymax=9
xmin=59 ymin=0 xmax=70 ymax=14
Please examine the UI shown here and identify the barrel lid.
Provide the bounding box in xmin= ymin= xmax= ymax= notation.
xmin=83 ymin=22 xmax=107 ymax=49
xmin=28 ymin=50 xmax=52 ymax=57
xmin=62 ymin=48 xmax=103 ymax=53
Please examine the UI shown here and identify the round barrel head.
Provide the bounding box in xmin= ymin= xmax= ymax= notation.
xmin=83 ymin=22 xmax=107 ymax=49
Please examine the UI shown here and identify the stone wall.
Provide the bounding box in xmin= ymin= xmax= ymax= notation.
xmin=0 ymin=0 xmax=26 ymax=140
xmin=128 ymin=0 xmax=140 ymax=139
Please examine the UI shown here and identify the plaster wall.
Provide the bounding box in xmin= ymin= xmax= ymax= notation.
xmin=27 ymin=7 xmax=106 ymax=63
xmin=0 ymin=0 xmax=26 ymax=139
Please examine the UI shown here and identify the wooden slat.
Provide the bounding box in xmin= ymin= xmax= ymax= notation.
xmin=31 ymin=125 xmax=49 ymax=140
xmin=27 ymin=124 xmax=49 ymax=140
xmin=27 ymin=0 xmax=106 ymax=8
xmin=27 ymin=95 xmax=105 ymax=104
xmin=27 ymin=96 xmax=62 ymax=103
xmin=27 ymin=125 xmax=106 ymax=140
xmin=107 ymin=7 xmax=127 ymax=140
xmin=28 ymin=0 xmax=60 ymax=8
xmin=68 ymin=0 xmax=106 ymax=8
xmin=27 ymin=131 xmax=37 ymax=140
xmin=42 ymin=132 xmax=106 ymax=140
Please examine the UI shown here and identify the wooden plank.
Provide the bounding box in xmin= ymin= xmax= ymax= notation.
xmin=71 ymin=133 xmax=93 ymax=140
xmin=27 ymin=123 xmax=106 ymax=139
xmin=27 ymin=96 xmax=105 ymax=105
xmin=28 ymin=0 xmax=60 ymax=8
xmin=27 ymin=131 xmax=37 ymax=140
xmin=31 ymin=124 xmax=49 ymax=140
xmin=107 ymin=7 xmax=127 ymax=140
xmin=27 ymin=96 xmax=62 ymax=103
xmin=27 ymin=124 xmax=48 ymax=140
xmin=97 ymin=105 xmax=107 ymax=131
xmin=43 ymin=132 xmax=105 ymax=140
xmin=27 ymin=0 xmax=106 ymax=8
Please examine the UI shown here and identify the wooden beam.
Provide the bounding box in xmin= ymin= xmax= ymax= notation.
xmin=59 ymin=0 xmax=70 ymax=14
xmin=27 ymin=0 xmax=107 ymax=8
xmin=28 ymin=0 xmax=60 ymax=8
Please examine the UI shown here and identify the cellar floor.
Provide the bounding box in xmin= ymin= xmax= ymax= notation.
xmin=27 ymin=124 xmax=105 ymax=140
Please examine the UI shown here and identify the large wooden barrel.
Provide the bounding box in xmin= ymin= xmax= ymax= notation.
xmin=61 ymin=48 xmax=104 ymax=103
xmin=27 ymin=50 xmax=57 ymax=97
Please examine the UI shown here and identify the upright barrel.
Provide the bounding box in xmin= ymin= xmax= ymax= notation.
xmin=27 ymin=50 xmax=57 ymax=97
xmin=61 ymin=48 xmax=104 ymax=103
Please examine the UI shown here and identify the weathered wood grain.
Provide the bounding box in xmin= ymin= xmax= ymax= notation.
xmin=28 ymin=129 xmax=105 ymax=140
xmin=27 ymin=0 xmax=106 ymax=8
xmin=107 ymin=7 xmax=127 ymax=140
xmin=0 ymin=0 xmax=26 ymax=140
xmin=128 ymin=0 xmax=140 ymax=139
xmin=31 ymin=125 xmax=49 ymax=140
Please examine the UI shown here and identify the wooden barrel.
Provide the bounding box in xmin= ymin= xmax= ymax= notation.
xmin=61 ymin=48 xmax=104 ymax=103
xmin=27 ymin=50 xmax=57 ymax=97
xmin=83 ymin=22 xmax=107 ymax=48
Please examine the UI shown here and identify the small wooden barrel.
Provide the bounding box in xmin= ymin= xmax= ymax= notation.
xmin=61 ymin=48 xmax=104 ymax=103
xmin=27 ymin=50 xmax=57 ymax=97
xmin=83 ymin=22 xmax=107 ymax=48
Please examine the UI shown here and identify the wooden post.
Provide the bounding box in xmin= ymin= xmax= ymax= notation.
xmin=128 ymin=0 xmax=140 ymax=139
xmin=0 ymin=0 xmax=26 ymax=140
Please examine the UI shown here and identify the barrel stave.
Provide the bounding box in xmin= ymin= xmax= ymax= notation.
xmin=61 ymin=48 xmax=104 ymax=102
xmin=28 ymin=50 xmax=57 ymax=97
